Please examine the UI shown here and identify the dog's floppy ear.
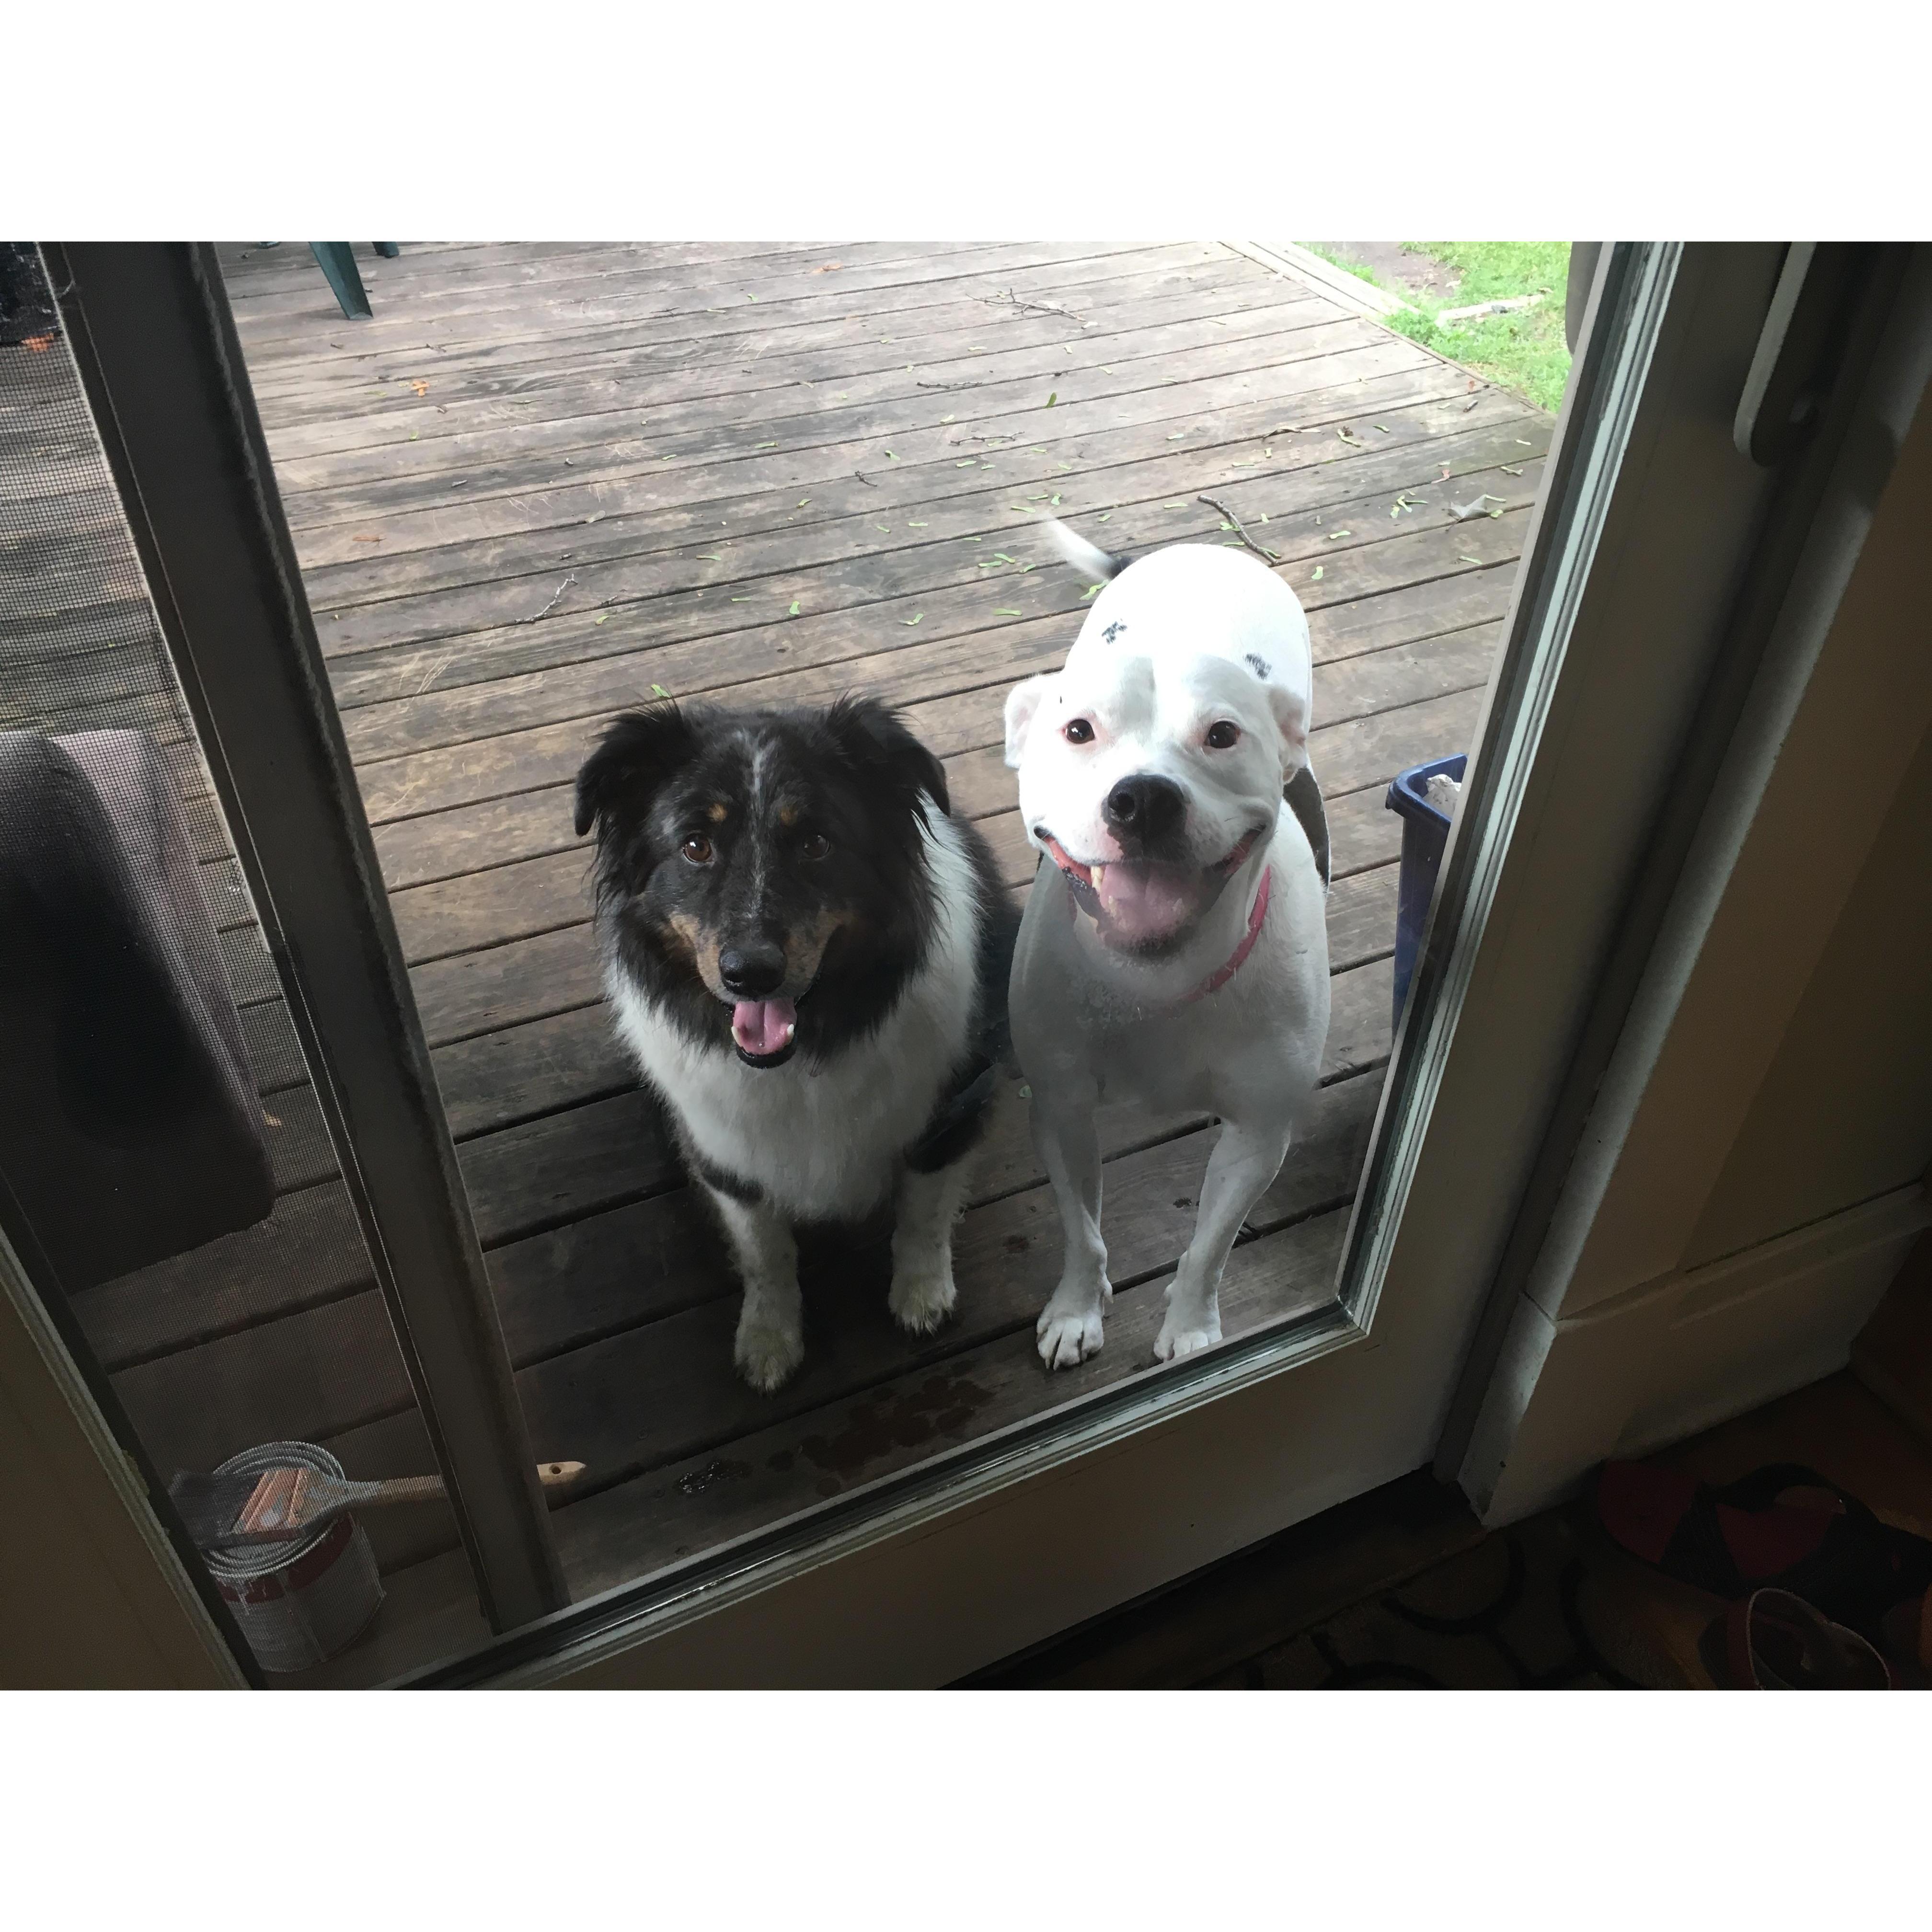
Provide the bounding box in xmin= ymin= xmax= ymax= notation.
xmin=574 ymin=702 xmax=701 ymax=838
xmin=1268 ymin=685 xmax=1310 ymax=775
xmin=1004 ymin=675 xmax=1054 ymax=770
xmin=824 ymin=695 xmax=949 ymax=817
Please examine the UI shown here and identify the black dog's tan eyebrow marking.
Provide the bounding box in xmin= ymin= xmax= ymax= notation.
xmin=707 ymin=800 xmax=729 ymax=823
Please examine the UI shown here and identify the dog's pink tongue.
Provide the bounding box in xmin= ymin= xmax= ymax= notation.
xmin=1093 ymin=862 xmax=1198 ymax=943
xmin=732 ymin=997 xmax=797 ymax=1057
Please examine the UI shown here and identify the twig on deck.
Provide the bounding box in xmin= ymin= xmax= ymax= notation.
xmin=984 ymin=288 xmax=1091 ymax=328
xmin=854 ymin=471 xmax=878 ymax=487
xmin=1196 ymin=494 xmax=1279 ymax=564
xmin=518 ymin=571 xmax=578 ymax=623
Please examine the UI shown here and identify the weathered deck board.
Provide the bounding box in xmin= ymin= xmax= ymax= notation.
xmin=17 ymin=242 xmax=1552 ymax=1684
xmin=310 ymin=402 xmax=1533 ymax=667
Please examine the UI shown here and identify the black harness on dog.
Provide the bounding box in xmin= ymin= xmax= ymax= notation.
xmin=905 ymin=1056 xmax=999 ymax=1174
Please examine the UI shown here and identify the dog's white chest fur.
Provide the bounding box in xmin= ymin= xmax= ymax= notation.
xmin=607 ymin=810 xmax=982 ymax=1222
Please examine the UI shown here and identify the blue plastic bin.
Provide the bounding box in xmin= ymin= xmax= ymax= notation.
xmin=1384 ymin=754 xmax=1467 ymax=1032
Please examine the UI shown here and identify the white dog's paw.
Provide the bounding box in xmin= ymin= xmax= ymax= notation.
xmin=734 ymin=1310 xmax=805 ymax=1393
xmin=1152 ymin=1309 xmax=1223 ymax=1363
xmin=1036 ymin=1281 xmax=1109 ymax=1370
xmin=888 ymin=1260 xmax=956 ymax=1336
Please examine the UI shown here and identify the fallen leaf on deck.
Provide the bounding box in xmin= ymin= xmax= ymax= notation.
xmin=1501 ymin=464 xmax=1525 ymax=476
xmin=811 ymin=262 xmax=842 ymax=273
xmin=1458 ymin=554 xmax=1481 ymax=565
xmin=1326 ymin=529 xmax=1352 ymax=540
xmin=789 ymin=601 xmax=801 ymax=615
xmin=904 ymin=614 xmax=922 ymax=626
xmin=1311 ymin=566 xmax=1323 ymax=582
xmin=995 ymin=608 xmax=1022 ymax=617
xmin=651 ymin=684 xmax=671 ymax=698
xmin=1046 ymin=393 xmax=1057 ymax=408
xmin=1082 ymin=585 xmax=1102 ymax=599
xmin=352 ymin=535 xmax=381 ymax=543
xmin=594 ymin=614 xmax=610 ymax=625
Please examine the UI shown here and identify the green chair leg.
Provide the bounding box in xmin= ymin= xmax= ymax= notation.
xmin=309 ymin=243 xmax=371 ymax=320
xmin=373 ymin=242 xmax=401 ymax=258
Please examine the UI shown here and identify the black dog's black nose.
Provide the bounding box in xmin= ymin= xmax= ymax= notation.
xmin=1103 ymin=773 xmax=1187 ymax=845
xmin=718 ymin=944 xmax=786 ymax=998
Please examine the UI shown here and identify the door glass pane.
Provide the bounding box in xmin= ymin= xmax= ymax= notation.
xmin=0 ymin=244 xmax=487 ymax=1684
xmin=217 ymin=240 xmax=1562 ymax=1644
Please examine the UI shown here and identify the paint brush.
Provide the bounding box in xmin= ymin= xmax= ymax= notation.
xmin=169 ymin=1460 xmax=585 ymax=1550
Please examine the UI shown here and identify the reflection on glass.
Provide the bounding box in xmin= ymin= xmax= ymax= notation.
xmin=0 ymin=245 xmax=484 ymax=1684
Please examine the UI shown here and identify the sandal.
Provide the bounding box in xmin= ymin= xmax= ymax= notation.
xmin=1595 ymin=1459 xmax=1932 ymax=1644
xmin=1702 ymin=1588 xmax=1894 ymax=1689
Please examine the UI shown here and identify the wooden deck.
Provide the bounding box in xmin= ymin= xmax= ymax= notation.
xmin=43 ymin=242 xmax=1549 ymax=1683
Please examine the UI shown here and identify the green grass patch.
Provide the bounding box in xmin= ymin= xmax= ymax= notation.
xmin=1301 ymin=241 xmax=1573 ymax=414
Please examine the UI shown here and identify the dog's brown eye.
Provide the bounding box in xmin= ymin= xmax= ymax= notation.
xmin=1205 ymin=721 xmax=1241 ymax=750
xmin=680 ymin=834 xmax=714 ymax=865
xmin=800 ymin=832 xmax=830 ymax=861
xmin=1064 ymin=718 xmax=1095 ymax=745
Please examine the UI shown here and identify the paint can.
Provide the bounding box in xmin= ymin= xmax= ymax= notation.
xmin=200 ymin=1441 xmax=384 ymax=1673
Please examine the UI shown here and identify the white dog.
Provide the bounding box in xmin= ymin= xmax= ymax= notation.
xmin=1004 ymin=526 xmax=1332 ymax=1369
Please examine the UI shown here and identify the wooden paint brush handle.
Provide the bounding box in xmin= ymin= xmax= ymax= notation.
xmin=359 ymin=1461 xmax=586 ymax=1509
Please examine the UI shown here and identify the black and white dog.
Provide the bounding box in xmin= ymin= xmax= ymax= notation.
xmin=575 ymin=696 xmax=1014 ymax=1392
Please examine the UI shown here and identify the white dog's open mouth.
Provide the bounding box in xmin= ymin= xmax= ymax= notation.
xmin=1037 ymin=828 xmax=1264 ymax=950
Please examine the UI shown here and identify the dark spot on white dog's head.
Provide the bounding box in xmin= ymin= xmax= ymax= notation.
xmin=1103 ymin=621 xmax=1128 ymax=644
xmin=1244 ymin=652 xmax=1271 ymax=679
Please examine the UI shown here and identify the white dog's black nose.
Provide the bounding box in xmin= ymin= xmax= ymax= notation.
xmin=1104 ymin=773 xmax=1186 ymax=845
xmin=718 ymin=944 xmax=786 ymax=997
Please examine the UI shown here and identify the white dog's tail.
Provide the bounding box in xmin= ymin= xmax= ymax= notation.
xmin=1043 ymin=517 xmax=1127 ymax=585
